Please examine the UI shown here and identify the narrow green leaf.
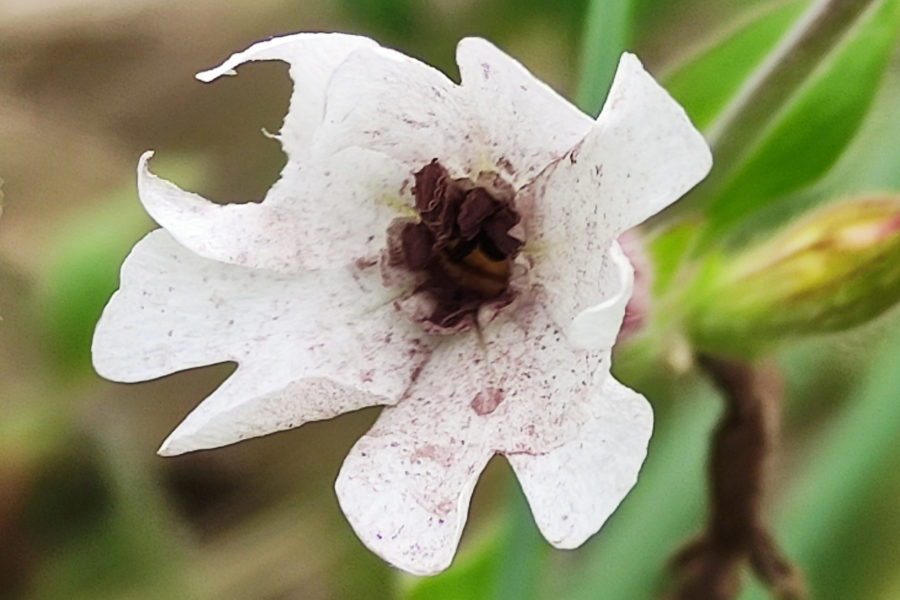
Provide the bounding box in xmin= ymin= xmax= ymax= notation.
xmin=575 ymin=0 xmax=636 ymax=115
xmin=703 ymin=0 xmax=900 ymax=243
xmin=647 ymin=220 xmax=700 ymax=297
xmin=663 ymin=0 xmax=809 ymax=131
xmin=38 ymin=190 xmax=150 ymax=378
xmin=490 ymin=481 xmax=544 ymax=600
xmin=38 ymin=156 xmax=207 ymax=379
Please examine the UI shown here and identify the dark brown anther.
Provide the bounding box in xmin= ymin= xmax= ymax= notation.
xmin=400 ymin=223 xmax=435 ymax=271
xmin=458 ymin=189 xmax=498 ymax=240
xmin=394 ymin=159 xmax=524 ymax=330
xmin=482 ymin=207 xmax=521 ymax=257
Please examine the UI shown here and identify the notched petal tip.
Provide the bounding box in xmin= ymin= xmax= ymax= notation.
xmin=156 ymin=439 xmax=180 ymax=457
xmin=509 ymin=376 xmax=653 ymax=550
xmin=196 ymin=67 xmax=236 ymax=82
xmin=613 ymin=51 xmax=713 ymax=178
xmin=454 ymin=36 xmax=494 ymax=63
xmin=193 ymin=34 xmax=306 ymax=83
xmin=136 ymin=152 xmax=210 ymax=229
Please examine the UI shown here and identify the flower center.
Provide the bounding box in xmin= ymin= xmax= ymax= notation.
xmin=393 ymin=159 xmax=523 ymax=330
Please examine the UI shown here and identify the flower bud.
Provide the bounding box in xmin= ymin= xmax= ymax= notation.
xmin=686 ymin=196 xmax=900 ymax=357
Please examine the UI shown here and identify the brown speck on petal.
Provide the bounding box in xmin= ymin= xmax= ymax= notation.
xmin=470 ymin=388 xmax=504 ymax=415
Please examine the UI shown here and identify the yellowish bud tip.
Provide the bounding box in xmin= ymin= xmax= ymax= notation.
xmin=687 ymin=196 xmax=900 ymax=358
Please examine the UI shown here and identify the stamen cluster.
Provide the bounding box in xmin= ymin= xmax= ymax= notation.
xmin=396 ymin=159 xmax=523 ymax=328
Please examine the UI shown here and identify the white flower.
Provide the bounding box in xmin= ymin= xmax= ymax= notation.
xmin=92 ymin=33 xmax=711 ymax=575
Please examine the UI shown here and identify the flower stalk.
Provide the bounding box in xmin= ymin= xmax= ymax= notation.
xmin=666 ymin=356 xmax=806 ymax=600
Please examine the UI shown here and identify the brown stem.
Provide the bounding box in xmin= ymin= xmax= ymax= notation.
xmin=665 ymin=356 xmax=806 ymax=600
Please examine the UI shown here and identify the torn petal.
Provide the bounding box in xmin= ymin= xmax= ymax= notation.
xmin=506 ymin=375 xmax=652 ymax=548
xmin=335 ymin=334 xmax=494 ymax=575
xmin=196 ymin=32 xmax=379 ymax=164
xmin=93 ymin=230 xmax=433 ymax=453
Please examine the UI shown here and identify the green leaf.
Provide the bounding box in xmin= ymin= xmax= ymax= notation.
xmin=575 ymin=0 xmax=636 ymax=115
xmin=489 ymin=481 xmax=544 ymax=600
xmin=647 ymin=220 xmax=700 ymax=297
xmin=703 ymin=0 xmax=900 ymax=243
xmin=38 ymin=190 xmax=150 ymax=379
xmin=663 ymin=0 xmax=809 ymax=131
xmin=38 ymin=155 xmax=208 ymax=379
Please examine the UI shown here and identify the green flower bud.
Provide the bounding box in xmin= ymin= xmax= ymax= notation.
xmin=686 ymin=196 xmax=900 ymax=358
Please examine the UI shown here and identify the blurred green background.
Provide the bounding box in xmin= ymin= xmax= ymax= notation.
xmin=1 ymin=0 xmax=899 ymax=598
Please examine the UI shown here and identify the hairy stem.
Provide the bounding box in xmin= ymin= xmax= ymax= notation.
xmin=665 ymin=356 xmax=806 ymax=600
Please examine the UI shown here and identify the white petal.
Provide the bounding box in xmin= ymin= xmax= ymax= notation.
xmin=93 ymin=230 xmax=434 ymax=454
xmin=196 ymin=32 xmax=378 ymax=163
xmin=532 ymin=53 xmax=711 ymax=240
xmin=506 ymin=375 xmax=652 ymax=548
xmin=137 ymin=149 xmax=407 ymax=272
xmin=523 ymin=237 xmax=633 ymax=351
xmin=158 ymin=375 xmax=379 ymax=456
xmin=520 ymin=53 xmax=709 ymax=348
xmin=455 ymin=38 xmax=593 ymax=186
xmin=315 ymin=45 xmax=480 ymax=178
xmin=335 ymin=333 xmax=494 ymax=575
xmin=567 ymin=241 xmax=633 ymax=349
xmin=475 ymin=295 xmax=604 ymax=454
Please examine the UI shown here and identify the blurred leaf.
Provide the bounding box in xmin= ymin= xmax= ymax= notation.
xmin=39 ymin=194 xmax=149 ymax=378
xmin=702 ymin=0 xmax=900 ymax=244
xmin=663 ymin=0 xmax=809 ymax=131
xmin=647 ymin=220 xmax=699 ymax=297
xmin=490 ymin=482 xmax=544 ymax=600
xmin=398 ymin=475 xmax=543 ymax=600
xmin=38 ymin=156 xmax=207 ymax=379
xmin=575 ymin=0 xmax=636 ymax=115
xmin=340 ymin=0 xmax=417 ymax=39
xmin=399 ymin=521 xmax=503 ymax=600
xmin=816 ymin=60 xmax=900 ymax=192
xmin=27 ymin=427 xmax=195 ymax=600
